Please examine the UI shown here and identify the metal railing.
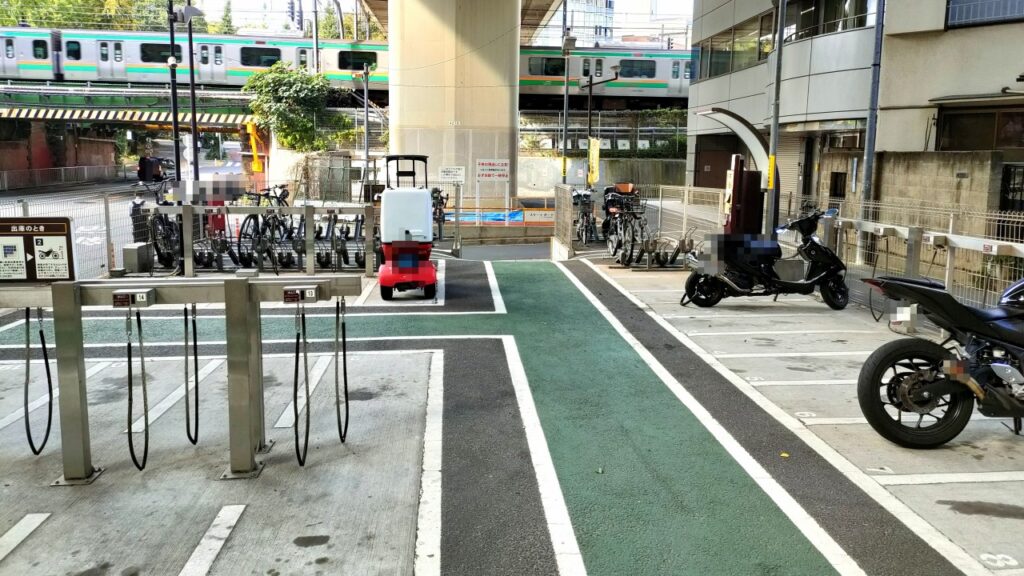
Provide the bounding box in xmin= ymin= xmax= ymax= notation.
xmin=0 ymin=165 xmax=129 ymax=191
xmin=554 ymin=184 xmax=575 ymax=259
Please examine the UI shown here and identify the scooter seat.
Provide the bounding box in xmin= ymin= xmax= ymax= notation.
xmin=970 ymin=307 xmax=1016 ymax=322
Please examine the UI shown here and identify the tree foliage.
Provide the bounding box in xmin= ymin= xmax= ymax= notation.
xmin=243 ymin=62 xmax=334 ymax=152
xmin=314 ymin=4 xmax=386 ymax=40
xmin=209 ymin=0 xmax=235 ymax=35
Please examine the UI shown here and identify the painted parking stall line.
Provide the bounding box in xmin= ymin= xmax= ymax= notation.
xmin=688 ymin=329 xmax=877 ymax=336
xmin=177 ymin=505 xmax=246 ymax=576
xmin=715 ymin=351 xmax=875 ymax=359
xmin=874 ymin=471 xmax=1024 ymax=486
xmin=125 ymin=359 xmax=224 ymax=433
xmin=751 ymin=379 xmax=858 ymax=387
xmin=576 ymin=259 xmax=985 ymax=576
xmin=0 ymin=513 xmax=50 ymax=564
xmin=415 ymin=352 xmax=444 ymax=576
xmin=555 ymin=262 xmax=864 ymax=576
xmin=0 ymin=362 xmax=111 ymax=432
xmin=272 ymin=356 xmax=332 ymax=429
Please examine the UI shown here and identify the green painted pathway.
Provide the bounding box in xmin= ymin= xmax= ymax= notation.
xmin=2 ymin=262 xmax=837 ymax=575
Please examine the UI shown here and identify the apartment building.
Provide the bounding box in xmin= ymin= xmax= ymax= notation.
xmin=686 ymin=0 xmax=1024 ymax=210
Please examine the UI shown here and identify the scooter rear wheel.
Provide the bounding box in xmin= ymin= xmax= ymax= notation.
xmin=685 ymin=273 xmax=723 ymax=308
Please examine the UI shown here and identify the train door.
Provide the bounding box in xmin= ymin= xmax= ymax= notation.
xmin=0 ymin=37 xmax=13 ymax=77
xmin=296 ymin=48 xmax=310 ymax=71
xmin=110 ymin=41 xmax=126 ymax=79
xmin=669 ymin=60 xmax=686 ymax=96
xmin=197 ymin=43 xmax=226 ymax=83
xmin=97 ymin=41 xmax=113 ymax=78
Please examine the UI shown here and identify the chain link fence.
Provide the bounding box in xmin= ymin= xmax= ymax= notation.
xmin=0 ymin=165 xmax=129 ymax=191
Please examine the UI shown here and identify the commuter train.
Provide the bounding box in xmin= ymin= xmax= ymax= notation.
xmin=0 ymin=27 xmax=691 ymax=107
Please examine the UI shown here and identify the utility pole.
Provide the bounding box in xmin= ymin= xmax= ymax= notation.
xmin=561 ymin=1 xmax=570 ymax=185
xmin=363 ymin=62 xmax=370 ymax=201
xmin=186 ymin=0 xmax=200 ymax=182
xmin=167 ymin=0 xmax=183 ymax=182
xmin=312 ymin=0 xmax=320 ymax=72
xmin=766 ymin=0 xmax=787 ymax=237
xmin=861 ymin=0 xmax=886 ymax=204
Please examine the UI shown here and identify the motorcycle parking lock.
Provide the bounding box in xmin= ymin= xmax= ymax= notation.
xmin=113 ymin=289 xmax=156 ymax=471
xmin=23 ymin=307 xmax=54 ymax=456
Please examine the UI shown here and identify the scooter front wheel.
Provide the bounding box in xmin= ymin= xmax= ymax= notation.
xmin=821 ymin=276 xmax=850 ymax=310
xmin=684 ymin=273 xmax=723 ymax=308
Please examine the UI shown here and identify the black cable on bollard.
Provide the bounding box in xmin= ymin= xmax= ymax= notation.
xmin=183 ymin=304 xmax=199 ymax=445
xmin=334 ymin=299 xmax=349 ymax=443
xmin=24 ymin=308 xmax=53 ymax=456
xmin=127 ymin=309 xmax=150 ymax=471
xmin=293 ymin=303 xmax=311 ymax=466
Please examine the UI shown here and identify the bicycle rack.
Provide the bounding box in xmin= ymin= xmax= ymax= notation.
xmin=0 ymin=274 xmax=362 ymax=484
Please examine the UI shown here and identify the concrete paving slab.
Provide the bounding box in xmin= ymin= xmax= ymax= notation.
xmin=715 ymin=352 xmax=871 ymax=382
xmin=758 ymin=383 xmax=865 ymax=420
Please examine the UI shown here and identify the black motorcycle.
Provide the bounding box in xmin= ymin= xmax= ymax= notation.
xmin=682 ymin=208 xmax=849 ymax=310
xmin=858 ymin=276 xmax=1024 ymax=448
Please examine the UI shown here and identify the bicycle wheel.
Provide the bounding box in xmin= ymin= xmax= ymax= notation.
xmin=237 ymin=215 xmax=258 ymax=261
xmin=620 ymin=221 xmax=636 ymax=266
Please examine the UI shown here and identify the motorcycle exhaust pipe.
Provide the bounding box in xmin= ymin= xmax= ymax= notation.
xmin=716 ymin=275 xmax=752 ymax=294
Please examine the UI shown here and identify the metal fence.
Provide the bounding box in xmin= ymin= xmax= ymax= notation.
xmin=554 ymin=184 xmax=575 ymax=259
xmin=0 ymin=165 xmax=129 ymax=191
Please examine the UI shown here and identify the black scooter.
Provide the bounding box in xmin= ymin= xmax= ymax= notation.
xmin=859 ymin=276 xmax=1024 ymax=448
xmin=682 ymin=208 xmax=849 ymax=310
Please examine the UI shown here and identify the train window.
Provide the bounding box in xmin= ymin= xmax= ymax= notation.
xmin=32 ymin=40 xmax=48 ymax=60
xmin=672 ymin=61 xmax=680 ymax=80
xmin=4 ymin=39 xmax=12 ymax=59
xmin=596 ymin=59 xmax=603 ymax=77
xmin=141 ymin=43 xmax=183 ymax=63
xmin=66 ymin=41 xmax=82 ymax=61
xmin=114 ymin=43 xmax=123 ymax=63
xmin=200 ymin=46 xmax=209 ymax=65
xmin=619 ymin=60 xmax=656 ymax=79
xmin=100 ymin=43 xmax=109 ymax=62
xmin=527 ymin=57 xmax=565 ymax=76
xmin=582 ymin=58 xmax=590 ymax=77
xmin=684 ymin=61 xmax=693 ymax=80
xmin=214 ymin=46 xmax=223 ymax=65
xmin=338 ymin=51 xmax=378 ymax=70
xmin=299 ymin=49 xmax=308 ymax=67
xmin=241 ymin=47 xmax=281 ymax=67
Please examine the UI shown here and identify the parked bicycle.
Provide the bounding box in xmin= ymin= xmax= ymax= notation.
xmin=602 ymin=183 xmax=648 ymax=265
xmin=431 ymin=187 xmax=448 ymax=242
xmin=572 ymin=188 xmax=598 ymax=244
xmin=237 ymin=184 xmax=295 ymax=273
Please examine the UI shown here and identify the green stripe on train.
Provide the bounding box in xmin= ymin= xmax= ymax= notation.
xmin=1 ymin=30 xmax=51 ymax=38
xmin=519 ymin=79 xmax=581 ymax=87
xmin=17 ymin=64 xmax=53 ymax=70
xmin=61 ymin=31 xmax=386 ymax=50
xmin=64 ymin=64 xmax=98 ymax=72
xmin=126 ymin=67 xmax=192 ymax=74
xmin=607 ymin=82 xmax=669 ymax=89
xmin=521 ymin=48 xmax=691 ymax=59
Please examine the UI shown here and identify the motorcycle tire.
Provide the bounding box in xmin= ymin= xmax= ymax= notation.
xmin=821 ymin=276 xmax=850 ymax=310
xmin=685 ymin=273 xmax=723 ymax=308
xmin=355 ymin=251 xmax=366 ymax=269
xmin=606 ymin=234 xmax=620 ymax=257
xmin=858 ymin=338 xmax=974 ymax=449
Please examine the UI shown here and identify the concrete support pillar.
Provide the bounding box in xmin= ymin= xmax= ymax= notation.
xmin=389 ymin=0 xmax=520 ymax=205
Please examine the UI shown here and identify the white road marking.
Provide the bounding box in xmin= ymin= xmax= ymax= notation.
xmin=502 ymin=336 xmax=587 ymax=576
xmin=1 ymin=335 xmax=514 ymax=351
xmin=753 ymin=379 xmax=858 ymax=387
xmin=561 ymin=262 xmax=864 ymax=576
xmin=125 ymin=360 xmax=224 ymax=433
xmin=0 ymin=362 xmax=111 ymax=432
xmin=352 ymin=278 xmax=376 ymax=306
xmin=874 ymin=471 xmax=1024 ymax=486
xmin=688 ymin=330 xmax=877 ymax=336
xmin=800 ymin=417 xmax=869 ymax=426
xmin=485 ymin=261 xmax=507 ymax=314
xmin=272 ymin=356 xmax=332 ymax=429
xmin=581 ymin=259 xmax=993 ymax=576
xmin=177 ymin=505 xmax=246 ymax=576
xmin=716 ymin=351 xmax=874 ymax=359
xmin=0 ymin=513 xmax=50 ymax=563
xmin=0 ymin=319 xmax=26 ymax=334
xmin=665 ymin=312 xmax=827 ymax=319
xmin=415 ymin=352 xmax=444 ymax=576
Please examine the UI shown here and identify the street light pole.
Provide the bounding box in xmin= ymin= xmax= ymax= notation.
xmin=167 ymin=0 xmax=183 ymax=182
xmin=312 ymin=0 xmax=320 ymax=72
xmin=186 ymin=0 xmax=200 ymax=182
xmin=766 ymin=0 xmax=788 ymax=237
xmin=580 ymin=67 xmax=620 ymax=188
xmin=561 ymin=2 xmax=570 ymax=185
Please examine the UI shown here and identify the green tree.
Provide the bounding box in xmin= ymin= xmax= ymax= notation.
xmin=317 ymin=4 xmax=341 ymax=39
xmin=210 ymin=0 xmax=236 ymax=35
xmin=243 ymin=62 xmax=334 ymax=152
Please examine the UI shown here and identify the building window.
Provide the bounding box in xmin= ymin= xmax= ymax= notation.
xmin=948 ymin=0 xmax=1024 ymax=27
xmin=709 ymin=31 xmax=732 ymax=77
xmin=699 ymin=40 xmax=710 ymax=79
xmin=822 ymin=0 xmax=870 ymax=33
xmin=732 ymin=16 xmax=760 ymax=71
xmin=785 ymin=0 xmax=818 ymax=41
xmin=141 ymin=43 xmax=182 ymax=63
xmin=528 ymin=56 xmax=565 ymax=76
xmin=758 ymin=12 xmax=775 ymax=60
xmin=241 ymin=47 xmax=281 ymax=67
xmin=200 ymin=46 xmax=209 ymax=65
xmin=338 ymin=50 xmax=377 ymax=70
xmin=214 ymin=46 xmax=223 ymax=65
xmin=32 ymin=40 xmax=47 ymax=59
xmin=619 ymin=59 xmax=656 ymax=79
xmin=940 ymin=110 xmax=998 ymax=151
xmin=4 ymin=39 xmax=13 ymax=59
xmin=997 ymin=111 xmax=1024 ymax=149
xmin=66 ymin=41 xmax=81 ymax=61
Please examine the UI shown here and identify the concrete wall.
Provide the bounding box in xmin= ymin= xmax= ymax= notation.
xmin=518 ymin=158 xmax=687 ymax=194
xmin=0 ymin=141 xmax=30 ymax=171
xmin=877 ymin=22 xmax=1024 ymax=152
xmin=66 ymin=137 xmax=116 ymax=167
xmin=389 ymin=0 xmax=520 ymax=204
xmin=885 ymin=0 xmax=946 ymax=35
xmin=875 ymin=151 xmax=1003 ymax=210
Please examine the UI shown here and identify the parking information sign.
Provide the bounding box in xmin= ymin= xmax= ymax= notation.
xmin=0 ymin=218 xmax=75 ymax=283
xmin=439 ymin=166 xmax=466 ymax=184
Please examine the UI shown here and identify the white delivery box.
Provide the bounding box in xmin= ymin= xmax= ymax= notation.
xmin=380 ymin=188 xmax=434 ymax=243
